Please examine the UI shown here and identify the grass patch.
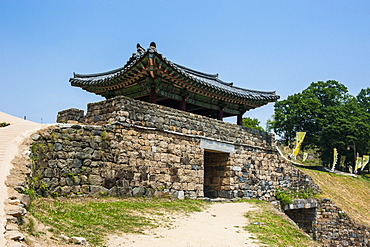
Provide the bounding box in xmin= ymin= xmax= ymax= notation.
xmin=244 ymin=200 xmax=319 ymax=247
xmin=27 ymin=197 xmax=205 ymax=246
xmin=275 ymin=188 xmax=316 ymax=204
xmin=0 ymin=122 xmax=10 ymax=127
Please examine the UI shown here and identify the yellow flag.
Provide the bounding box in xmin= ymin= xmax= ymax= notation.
xmin=355 ymin=157 xmax=362 ymax=171
xmin=303 ymin=152 xmax=308 ymax=161
xmin=349 ymin=165 xmax=353 ymax=174
xmin=292 ymin=132 xmax=306 ymax=158
xmin=361 ymin=155 xmax=369 ymax=171
xmin=331 ymin=148 xmax=338 ymax=171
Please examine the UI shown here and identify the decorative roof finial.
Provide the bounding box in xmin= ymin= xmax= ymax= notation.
xmin=137 ymin=43 xmax=145 ymax=53
xmin=150 ymin=42 xmax=156 ymax=49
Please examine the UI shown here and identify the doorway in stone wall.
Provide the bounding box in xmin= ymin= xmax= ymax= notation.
xmin=203 ymin=150 xmax=230 ymax=198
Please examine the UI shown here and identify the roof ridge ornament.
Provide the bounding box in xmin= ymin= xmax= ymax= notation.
xmin=136 ymin=43 xmax=145 ymax=54
xmin=148 ymin=42 xmax=157 ymax=52
xmin=150 ymin=42 xmax=156 ymax=48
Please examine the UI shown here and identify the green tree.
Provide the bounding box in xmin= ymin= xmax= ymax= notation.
xmin=271 ymin=80 xmax=370 ymax=164
xmin=265 ymin=117 xmax=275 ymax=133
xmin=357 ymin=87 xmax=370 ymax=112
xmin=355 ymin=88 xmax=370 ymax=158
xmin=242 ymin=117 xmax=264 ymax=131
xmin=319 ymin=96 xmax=368 ymax=164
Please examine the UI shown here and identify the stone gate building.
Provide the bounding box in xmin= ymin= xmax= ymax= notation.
xmin=25 ymin=43 xmax=370 ymax=246
xmin=31 ymin=42 xmax=320 ymax=200
xmin=70 ymin=42 xmax=279 ymax=125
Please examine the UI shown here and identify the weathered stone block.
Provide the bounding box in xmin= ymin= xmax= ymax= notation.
xmin=81 ymin=184 xmax=90 ymax=193
xmin=90 ymin=185 xmax=108 ymax=196
xmin=60 ymin=186 xmax=71 ymax=196
xmin=132 ymin=187 xmax=145 ymax=197
xmin=176 ymin=190 xmax=185 ymax=200
xmin=89 ymin=175 xmax=103 ymax=185
xmin=108 ymin=187 xmax=132 ymax=197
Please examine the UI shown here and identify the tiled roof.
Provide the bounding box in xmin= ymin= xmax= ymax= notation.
xmin=169 ymin=61 xmax=278 ymax=101
xmin=70 ymin=45 xmax=279 ymax=102
xmin=70 ymin=52 xmax=144 ymax=84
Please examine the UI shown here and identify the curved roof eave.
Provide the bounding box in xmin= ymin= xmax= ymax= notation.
xmin=70 ymin=51 xmax=148 ymax=87
xmin=153 ymin=51 xmax=279 ymax=101
xmin=70 ymin=45 xmax=280 ymax=102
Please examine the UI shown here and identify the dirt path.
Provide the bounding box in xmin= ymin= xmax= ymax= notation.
xmin=106 ymin=202 xmax=261 ymax=247
xmin=0 ymin=112 xmax=47 ymax=246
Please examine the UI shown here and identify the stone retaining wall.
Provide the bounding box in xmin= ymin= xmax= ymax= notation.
xmin=30 ymin=120 xmax=319 ymax=200
xmin=56 ymin=108 xmax=84 ymax=123
xmin=283 ymin=198 xmax=370 ymax=246
xmin=31 ymin=124 xmax=203 ymax=199
xmin=58 ymin=96 xmax=275 ymax=150
xmin=315 ymin=199 xmax=370 ymax=246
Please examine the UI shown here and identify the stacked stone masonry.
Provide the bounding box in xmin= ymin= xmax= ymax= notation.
xmin=315 ymin=199 xmax=370 ymax=246
xmin=57 ymin=108 xmax=84 ymax=123
xmin=58 ymin=95 xmax=275 ymax=150
xmin=31 ymin=122 xmax=318 ymax=200
xmin=283 ymin=198 xmax=370 ymax=246
xmin=31 ymin=95 xmax=320 ymax=200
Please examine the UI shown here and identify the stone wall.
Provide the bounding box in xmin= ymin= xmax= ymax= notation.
xmin=56 ymin=108 xmax=84 ymax=123
xmin=60 ymin=95 xmax=275 ymax=151
xmin=41 ymin=95 xmax=320 ymax=200
xmin=283 ymin=198 xmax=370 ymax=246
xmin=30 ymin=121 xmax=319 ymax=201
xmin=31 ymin=124 xmax=203 ymax=199
xmin=315 ymin=199 xmax=370 ymax=246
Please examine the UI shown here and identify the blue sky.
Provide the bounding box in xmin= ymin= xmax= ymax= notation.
xmin=1 ymin=1 xmax=369 ymax=128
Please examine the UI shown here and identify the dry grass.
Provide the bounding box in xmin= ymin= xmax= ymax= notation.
xmin=299 ymin=167 xmax=370 ymax=227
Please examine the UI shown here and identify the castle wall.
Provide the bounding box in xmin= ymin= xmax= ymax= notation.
xmin=31 ymin=96 xmax=320 ymax=200
xmin=83 ymin=95 xmax=275 ymax=150
xmin=314 ymin=199 xmax=370 ymax=246
xmin=31 ymin=123 xmax=318 ymax=200
xmin=56 ymin=108 xmax=84 ymax=123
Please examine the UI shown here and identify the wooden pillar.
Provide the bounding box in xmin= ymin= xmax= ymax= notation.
xmin=217 ymin=107 xmax=223 ymax=121
xmin=149 ymin=87 xmax=157 ymax=103
xmin=179 ymin=96 xmax=186 ymax=111
xmin=237 ymin=113 xmax=243 ymax=126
